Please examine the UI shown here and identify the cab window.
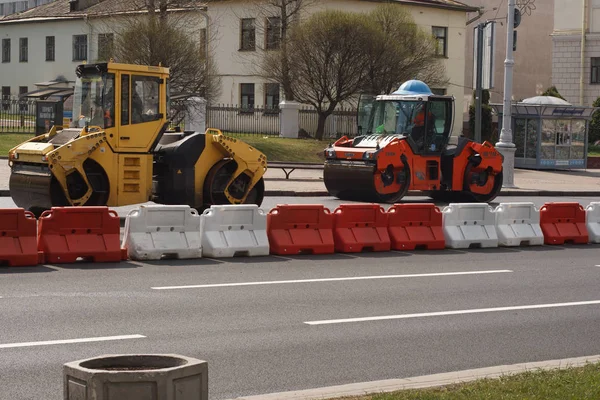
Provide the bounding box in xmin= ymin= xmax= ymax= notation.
xmin=131 ymin=75 xmax=160 ymax=124
xmin=424 ymin=99 xmax=452 ymax=152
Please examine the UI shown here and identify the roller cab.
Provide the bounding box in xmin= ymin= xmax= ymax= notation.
xmin=323 ymin=80 xmax=503 ymax=203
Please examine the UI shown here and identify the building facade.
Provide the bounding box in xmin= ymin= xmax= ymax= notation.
xmin=461 ymin=0 xmax=553 ymax=115
xmin=207 ymin=0 xmax=476 ymax=136
xmin=552 ymin=0 xmax=600 ymax=106
xmin=0 ymin=0 xmax=475 ymax=136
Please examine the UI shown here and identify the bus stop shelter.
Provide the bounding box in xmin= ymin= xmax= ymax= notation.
xmin=492 ymin=96 xmax=597 ymax=169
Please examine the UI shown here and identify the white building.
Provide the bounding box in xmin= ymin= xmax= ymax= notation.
xmin=208 ymin=0 xmax=477 ymax=136
xmin=0 ymin=0 xmax=476 ymax=136
xmin=552 ymin=0 xmax=600 ymax=106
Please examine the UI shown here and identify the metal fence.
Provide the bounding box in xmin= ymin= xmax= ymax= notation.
xmin=1 ymin=97 xmax=36 ymax=133
xmin=299 ymin=107 xmax=357 ymax=139
xmin=206 ymin=104 xmax=281 ymax=136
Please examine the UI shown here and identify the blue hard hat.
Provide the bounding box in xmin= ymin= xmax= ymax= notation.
xmin=392 ymin=80 xmax=433 ymax=95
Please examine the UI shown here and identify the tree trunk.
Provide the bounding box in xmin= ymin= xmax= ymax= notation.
xmin=280 ymin=8 xmax=294 ymax=101
xmin=315 ymin=112 xmax=329 ymax=140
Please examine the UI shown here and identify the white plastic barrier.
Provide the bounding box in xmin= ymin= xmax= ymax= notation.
xmin=494 ymin=202 xmax=544 ymax=247
xmin=586 ymin=202 xmax=600 ymax=243
xmin=442 ymin=203 xmax=498 ymax=249
xmin=122 ymin=205 xmax=202 ymax=260
xmin=201 ymin=205 xmax=269 ymax=258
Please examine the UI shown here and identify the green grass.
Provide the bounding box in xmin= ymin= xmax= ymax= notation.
xmin=229 ymin=134 xmax=329 ymax=163
xmin=0 ymin=132 xmax=330 ymax=162
xmin=0 ymin=133 xmax=35 ymax=155
xmin=589 ymin=145 xmax=600 ymax=156
xmin=338 ymin=363 xmax=600 ymax=400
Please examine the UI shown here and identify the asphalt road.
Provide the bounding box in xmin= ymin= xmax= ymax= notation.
xmin=0 ymin=196 xmax=600 ymax=399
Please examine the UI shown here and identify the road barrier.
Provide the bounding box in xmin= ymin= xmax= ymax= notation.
xmin=201 ymin=205 xmax=270 ymax=258
xmin=387 ymin=204 xmax=445 ymax=250
xmin=442 ymin=203 xmax=498 ymax=249
xmin=585 ymin=202 xmax=600 ymax=244
xmin=539 ymin=202 xmax=589 ymax=245
xmin=38 ymin=207 xmax=123 ymax=264
xmin=0 ymin=208 xmax=40 ymax=267
xmin=268 ymin=205 xmax=335 ymax=255
xmin=333 ymin=204 xmax=390 ymax=253
xmin=494 ymin=202 xmax=544 ymax=247
xmin=122 ymin=205 xmax=202 ymax=261
xmin=3 ymin=200 xmax=600 ymax=269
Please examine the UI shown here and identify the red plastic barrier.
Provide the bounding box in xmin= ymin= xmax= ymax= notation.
xmin=38 ymin=207 xmax=123 ymax=264
xmin=388 ymin=204 xmax=445 ymax=250
xmin=0 ymin=209 xmax=40 ymax=267
xmin=333 ymin=204 xmax=390 ymax=253
xmin=267 ymin=205 xmax=334 ymax=255
xmin=539 ymin=202 xmax=589 ymax=245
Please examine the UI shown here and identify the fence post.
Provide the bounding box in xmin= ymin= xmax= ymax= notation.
xmin=279 ymin=100 xmax=301 ymax=138
xmin=184 ymin=97 xmax=207 ymax=133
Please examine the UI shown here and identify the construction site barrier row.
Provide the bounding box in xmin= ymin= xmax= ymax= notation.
xmin=0 ymin=202 xmax=599 ymax=267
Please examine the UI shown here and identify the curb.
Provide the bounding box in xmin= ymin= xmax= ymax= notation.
xmin=2 ymin=190 xmax=600 ymax=198
xmin=227 ymin=355 xmax=600 ymax=400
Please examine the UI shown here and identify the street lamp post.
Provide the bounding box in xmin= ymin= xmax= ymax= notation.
xmin=496 ymin=0 xmax=517 ymax=188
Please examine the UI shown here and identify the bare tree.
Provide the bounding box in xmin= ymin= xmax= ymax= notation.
xmin=109 ymin=0 xmax=221 ymax=116
xmin=361 ymin=4 xmax=448 ymax=95
xmin=264 ymin=10 xmax=371 ymax=139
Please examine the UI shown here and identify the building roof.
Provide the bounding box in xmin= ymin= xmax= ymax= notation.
xmin=0 ymin=0 xmax=206 ymax=24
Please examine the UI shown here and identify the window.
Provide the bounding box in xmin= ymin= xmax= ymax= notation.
xmin=2 ymin=39 xmax=10 ymax=63
xmin=264 ymin=83 xmax=280 ymax=110
xmin=266 ymin=17 xmax=281 ymax=50
xmin=121 ymin=74 xmax=130 ymax=125
xmin=1 ymin=86 xmax=9 ymax=111
xmin=240 ymin=83 xmax=255 ymax=110
xmin=431 ymin=88 xmax=447 ymax=95
xmin=18 ymin=86 xmax=28 ymax=111
xmin=45 ymin=36 xmax=55 ymax=61
xmin=432 ymin=26 xmax=448 ymax=57
xmin=240 ymin=18 xmax=256 ymax=51
xmin=199 ymin=28 xmax=207 ymax=59
xmin=73 ymin=34 xmax=87 ymax=61
xmin=19 ymin=38 xmax=27 ymax=62
xmin=592 ymin=58 xmax=600 ymax=84
xmin=97 ymin=33 xmax=114 ymax=61
xmin=131 ymin=75 xmax=160 ymax=124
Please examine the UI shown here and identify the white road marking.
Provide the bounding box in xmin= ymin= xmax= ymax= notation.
xmin=151 ymin=269 xmax=512 ymax=290
xmin=305 ymin=300 xmax=600 ymax=325
xmin=0 ymin=334 xmax=146 ymax=349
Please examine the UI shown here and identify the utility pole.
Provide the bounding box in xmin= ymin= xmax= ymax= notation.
xmin=474 ymin=23 xmax=484 ymax=143
xmin=496 ymin=0 xmax=517 ymax=188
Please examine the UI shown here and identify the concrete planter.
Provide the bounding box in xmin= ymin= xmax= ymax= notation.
xmin=64 ymin=354 xmax=208 ymax=400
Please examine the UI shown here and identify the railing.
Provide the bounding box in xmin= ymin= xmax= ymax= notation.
xmin=0 ymin=97 xmax=36 ymax=133
xmin=206 ymin=104 xmax=280 ymax=136
xmin=299 ymin=107 xmax=357 ymax=139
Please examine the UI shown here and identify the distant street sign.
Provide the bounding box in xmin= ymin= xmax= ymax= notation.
xmin=473 ymin=21 xmax=496 ymax=90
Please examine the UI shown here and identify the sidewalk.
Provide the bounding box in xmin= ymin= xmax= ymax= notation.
xmin=0 ymin=161 xmax=599 ymax=196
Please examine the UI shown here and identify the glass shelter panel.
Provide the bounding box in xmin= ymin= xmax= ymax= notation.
xmin=514 ymin=118 xmax=526 ymax=158
xmin=525 ymin=119 xmax=538 ymax=159
xmin=541 ymin=119 xmax=555 ymax=159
